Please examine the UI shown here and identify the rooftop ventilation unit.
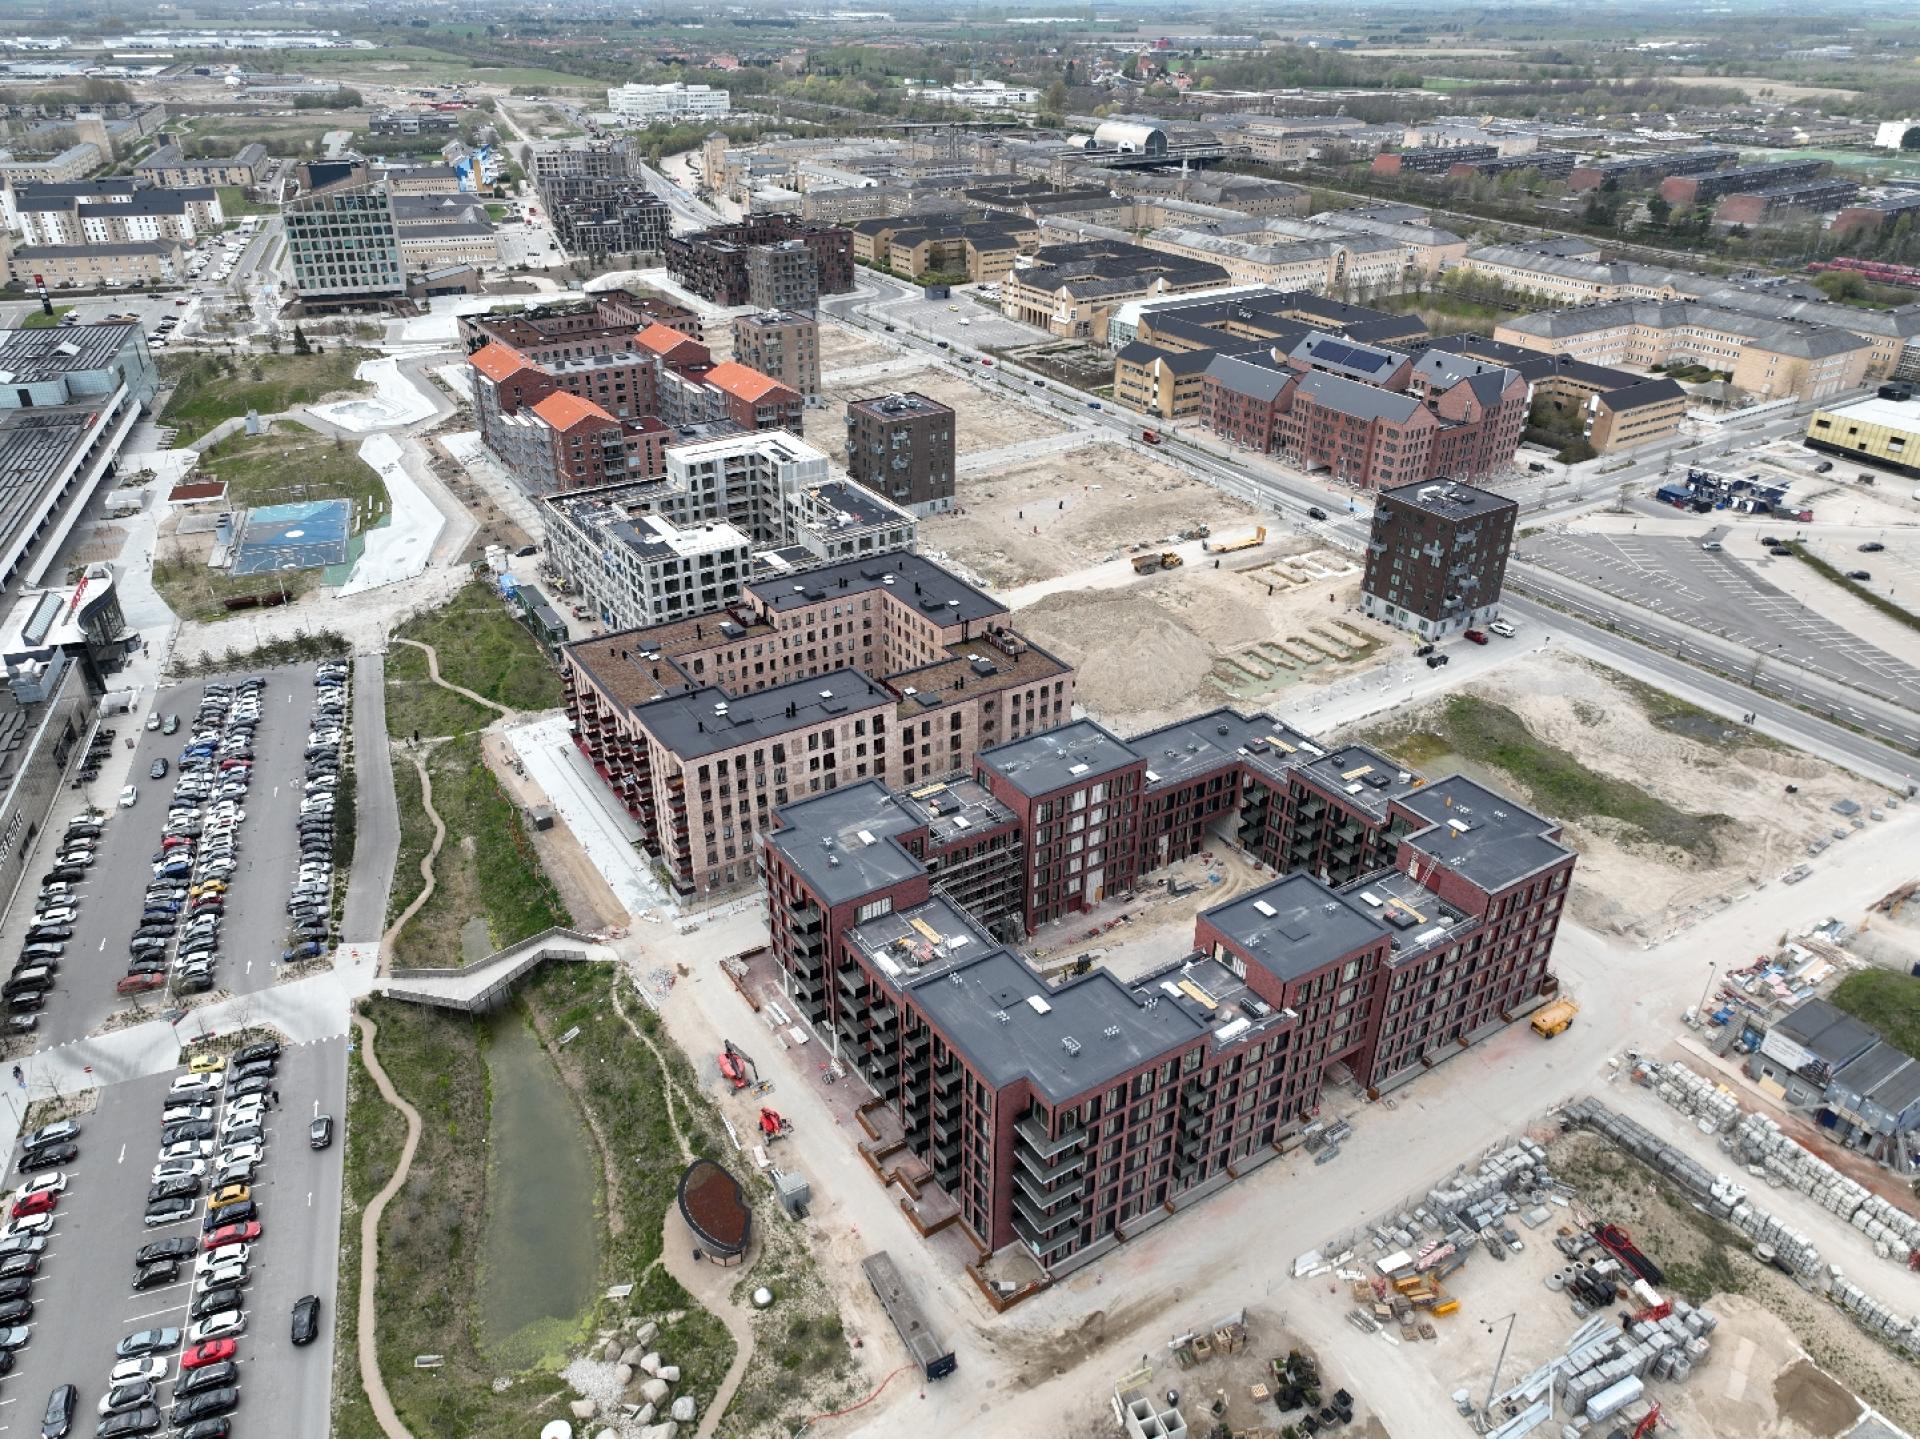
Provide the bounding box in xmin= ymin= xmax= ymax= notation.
xmin=1061 ymin=1036 xmax=1081 ymax=1056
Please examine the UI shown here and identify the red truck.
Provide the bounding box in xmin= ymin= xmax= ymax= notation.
xmin=1140 ymin=429 xmax=1161 ymax=445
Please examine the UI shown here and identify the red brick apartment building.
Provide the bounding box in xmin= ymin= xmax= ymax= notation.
xmin=456 ymin=288 xmax=704 ymax=357
xmin=758 ymin=711 xmax=1573 ymax=1269
xmin=561 ymin=553 xmax=1075 ymax=894
xmin=1200 ymin=330 xmax=1529 ymax=486
xmin=467 ymin=323 xmax=800 ymax=493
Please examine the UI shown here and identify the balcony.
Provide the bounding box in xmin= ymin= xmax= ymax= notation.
xmin=837 ymin=968 xmax=867 ymax=1000
xmin=1014 ymin=1215 xmax=1081 ymax=1263
xmin=1012 ymin=1162 xmax=1083 ymax=1210
xmin=1013 ymin=1189 xmax=1084 ymax=1236
xmin=932 ymin=1065 xmax=962 ymax=1094
xmin=1014 ymin=1113 xmax=1084 ymax=1159
xmin=1013 ymin=1140 xmax=1087 ymax=1187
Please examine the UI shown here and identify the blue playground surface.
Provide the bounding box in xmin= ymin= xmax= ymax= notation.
xmin=231 ymin=499 xmax=353 ymax=576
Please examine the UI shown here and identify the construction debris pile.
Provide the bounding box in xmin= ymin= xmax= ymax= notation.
xmin=1562 ymin=1095 xmax=1920 ymax=1359
xmin=1640 ymin=1058 xmax=1920 ymax=1268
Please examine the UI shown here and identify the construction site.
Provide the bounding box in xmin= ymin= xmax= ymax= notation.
xmin=804 ymin=365 xmax=1073 ymax=466
xmin=1283 ymin=1084 xmax=1920 ymax=1439
xmin=1355 ymin=650 xmax=1885 ymax=938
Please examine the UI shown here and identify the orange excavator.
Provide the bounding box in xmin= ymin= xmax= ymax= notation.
xmin=1633 ymin=1403 xmax=1663 ymax=1438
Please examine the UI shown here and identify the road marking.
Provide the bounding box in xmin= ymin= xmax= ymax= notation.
xmin=118 ymin=1144 xmax=126 ymax=1164
xmin=124 ymin=1302 xmax=188 ymax=1324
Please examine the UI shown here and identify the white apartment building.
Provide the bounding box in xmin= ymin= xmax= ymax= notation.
xmin=542 ymin=431 xmax=918 ymax=628
xmin=607 ymin=82 xmax=733 ymax=124
xmin=904 ymin=79 xmax=1039 ymax=109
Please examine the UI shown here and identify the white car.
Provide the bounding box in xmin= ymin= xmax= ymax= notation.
xmin=33 ymin=906 xmax=77 ymax=925
xmin=169 ymin=1073 xmax=222 ymax=1098
xmin=5 ymin=1211 xmax=53 ymax=1239
xmin=108 ymin=1356 xmax=168 ymax=1386
xmin=195 ymin=1258 xmax=248 ymax=1292
xmin=151 ymin=1159 xmax=206 ymax=1183
xmin=219 ymin=1110 xmax=262 ymax=1137
xmin=215 ymin=1142 xmax=263 ymax=1169
xmin=119 ymin=785 xmax=138 ymax=807
xmin=197 ymin=1242 xmax=250 ymax=1271
xmin=12 ymin=1173 xmax=67 ymax=1201
xmin=157 ymin=1140 xmax=214 ymax=1163
xmin=187 ymin=1311 xmax=244 ymax=1343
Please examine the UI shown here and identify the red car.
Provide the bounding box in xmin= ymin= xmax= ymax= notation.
xmin=181 ymin=1338 xmax=237 ymax=1369
xmin=202 ymin=1221 xmax=261 ymax=1251
xmin=117 ymin=973 xmax=168 ymax=996
xmin=9 ymin=1191 xmax=55 ymax=1219
xmin=1463 ymin=628 xmax=1489 ymax=645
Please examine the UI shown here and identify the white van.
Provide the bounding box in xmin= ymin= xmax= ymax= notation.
xmin=1488 ymin=619 xmax=1516 ymax=638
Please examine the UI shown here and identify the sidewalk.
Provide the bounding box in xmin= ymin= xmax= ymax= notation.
xmin=505 ymin=714 xmax=674 ymax=921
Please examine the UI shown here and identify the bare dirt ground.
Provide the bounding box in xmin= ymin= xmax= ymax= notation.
xmin=1664 ymin=73 xmax=1861 ymax=102
xmin=1356 ymin=650 xmax=1871 ymax=938
xmin=921 ymin=441 xmax=1256 ymax=588
xmin=817 ymin=323 xmax=892 ymax=374
xmin=803 ymin=367 xmax=1069 ymax=464
xmin=1011 ymin=540 xmax=1390 ymax=734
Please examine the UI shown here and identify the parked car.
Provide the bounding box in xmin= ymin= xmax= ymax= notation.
xmin=179 ymin=1339 xmax=235 ymax=1370
xmin=115 ymin=1328 xmax=181 ymax=1357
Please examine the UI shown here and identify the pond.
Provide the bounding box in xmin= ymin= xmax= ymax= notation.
xmin=477 ymin=1007 xmax=602 ymax=1368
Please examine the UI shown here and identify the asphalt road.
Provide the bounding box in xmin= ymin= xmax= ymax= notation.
xmin=0 ymin=663 xmax=333 ymax=1048
xmin=1519 ymin=530 xmax=1920 ymax=705
xmin=0 ymin=1037 xmax=345 ymax=1439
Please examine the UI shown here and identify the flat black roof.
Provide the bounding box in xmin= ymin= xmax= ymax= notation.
xmin=0 ymin=323 xmax=137 ymax=381
xmin=746 ymin=552 xmax=1002 ymax=623
xmin=977 ymin=719 xmax=1138 ymax=799
xmin=1375 ymin=478 xmax=1517 ymax=523
xmin=1132 ymin=708 xmax=1314 ymax=789
xmin=766 ymin=778 xmax=924 ymax=907
xmin=909 ymin=947 xmax=1208 ymax=1104
xmin=634 ymin=666 xmax=890 ymax=761
xmin=1204 ymin=873 xmax=1384 ymax=984
xmin=1397 ymin=777 xmax=1571 ymax=893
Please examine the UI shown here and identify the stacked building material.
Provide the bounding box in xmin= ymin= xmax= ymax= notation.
xmin=1733 ymin=1114 xmax=1920 ymax=1263
xmin=1830 ymin=1274 xmax=1920 ymax=1356
xmin=1424 ymin=1141 xmax=1553 ymax=1233
xmin=1559 ymin=1098 xmax=1717 ymax=1200
xmin=1651 ymin=1060 xmax=1742 ymax=1133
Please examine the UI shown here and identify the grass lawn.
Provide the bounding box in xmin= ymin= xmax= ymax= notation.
xmin=159 ymin=349 xmax=374 ymax=443
xmin=389 ymin=580 xmax=564 ymax=734
xmin=295 ymin=44 xmax=601 ymax=93
xmin=20 ymin=305 xmax=73 ymax=329
xmin=150 ymin=426 xmax=389 ymax=622
xmin=338 ymin=999 xmax=570 ymax=1438
xmin=1831 ymin=971 xmax=1920 ymax=1055
xmin=1366 ymin=694 xmax=1735 ymax=859
xmin=1374 ymin=288 xmax=1522 ymax=336
xmin=388 ymin=734 xmax=569 ymax=969
xmin=217 ymin=185 xmax=273 ymax=218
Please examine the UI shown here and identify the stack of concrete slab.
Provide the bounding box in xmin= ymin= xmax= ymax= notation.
xmin=1733 ymin=1114 xmax=1920 ymax=1265
xmin=1424 ymin=1140 xmax=1553 ymax=1234
xmin=1650 ymin=1060 xmax=1742 ymax=1133
xmin=1560 ymin=1098 xmax=1716 ymax=1200
xmin=1830 ymin=1274 xmax=1920 ymax=1358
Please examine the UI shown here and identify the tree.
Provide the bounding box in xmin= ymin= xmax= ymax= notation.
xmin=292 ymin=326 xmax=312 ymax=356
xmin=1045 ymin=79 xmax=1068 ymax=115
xmin=1644 ymin=194 xmax=1672 ymax=230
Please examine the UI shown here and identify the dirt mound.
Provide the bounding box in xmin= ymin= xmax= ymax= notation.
xmin=1018 ymin=587 xmax=1210 ymax=725
xmin=1772 ymin=1357 xmax=1863 ymax=1437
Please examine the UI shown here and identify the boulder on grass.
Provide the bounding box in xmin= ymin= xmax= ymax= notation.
xmin=670 ymin=1396 xmax=698 ymax=1423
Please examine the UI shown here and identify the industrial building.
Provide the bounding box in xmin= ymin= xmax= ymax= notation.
xmin=1804 ymin=393 xmax=1920 ymax=476
xmin=1360 ymin=479 xmax=1517 ymax=638
xmin=757 ymin=708 xmax=1574 ymax=1271
xmin=844 ymin=392 xmax=955 ymax=515
xmin=540 ymin=429 xmax=915 ymax=631
xmin=0 ymin=324 xmax=158 ymax=592
xmin=562 ymin=552 xmax=1070 ymax=894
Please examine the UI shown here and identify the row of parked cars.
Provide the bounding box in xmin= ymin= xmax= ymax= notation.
xmin=283 ymin=662 xmax=348 ymax=964
xmin=120 ymin=680 xmax=266 ymax=1001
xmin=0 ymin=1118 xmax=87 ymax=1373
xmin=8 ymin=806 xmax=113 ymax=1030
xmin=76 ymin=1041 xmax=297 ymax=1437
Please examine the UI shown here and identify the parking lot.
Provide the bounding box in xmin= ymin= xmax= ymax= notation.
xmin=0 ymin=1037 xmax=345 ymax=1439
xmin=1520 ymin=530 xmax=1920 ymax=703
xmin=0 ymin=662 xmax=345 ymax=1050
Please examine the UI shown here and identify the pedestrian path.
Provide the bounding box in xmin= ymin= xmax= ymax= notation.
xmin=378 ymin=927 xmax=616 ymax=1011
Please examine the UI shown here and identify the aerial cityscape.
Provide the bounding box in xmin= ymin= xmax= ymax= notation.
xmin=1 ymin=1 xmax=1919 ymax=1436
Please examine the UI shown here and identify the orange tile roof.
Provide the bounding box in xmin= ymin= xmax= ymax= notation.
xmin=531 ymin=391 xmax=616 ymax=432
xmin=635 ymin=322 xmax=701 ymax=357
xmin=704 ymin=360 xmax=790 ymax=405
xmin=469 ymin=341 xmax=535 ymax=384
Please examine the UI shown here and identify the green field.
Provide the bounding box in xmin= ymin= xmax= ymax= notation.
xmin=217 ymin=185 xmax=273 ymax=218
xmin=159 ymin=349 xmax=373 ymax=443
xmin=1831 ymin=971 xmax=1920 ymax=1056
xmin=19 ymin=306 xmax=73 ymax=329
xmin=292 ymin=44 xmax=602 ymax=94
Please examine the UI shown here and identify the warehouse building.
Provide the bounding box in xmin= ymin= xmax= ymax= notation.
xmin=1804 ymin=392 xmax=1920 ymax=477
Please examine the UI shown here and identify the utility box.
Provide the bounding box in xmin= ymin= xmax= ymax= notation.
xmin=771 ymin=1166 xmax=810 ymax=1218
